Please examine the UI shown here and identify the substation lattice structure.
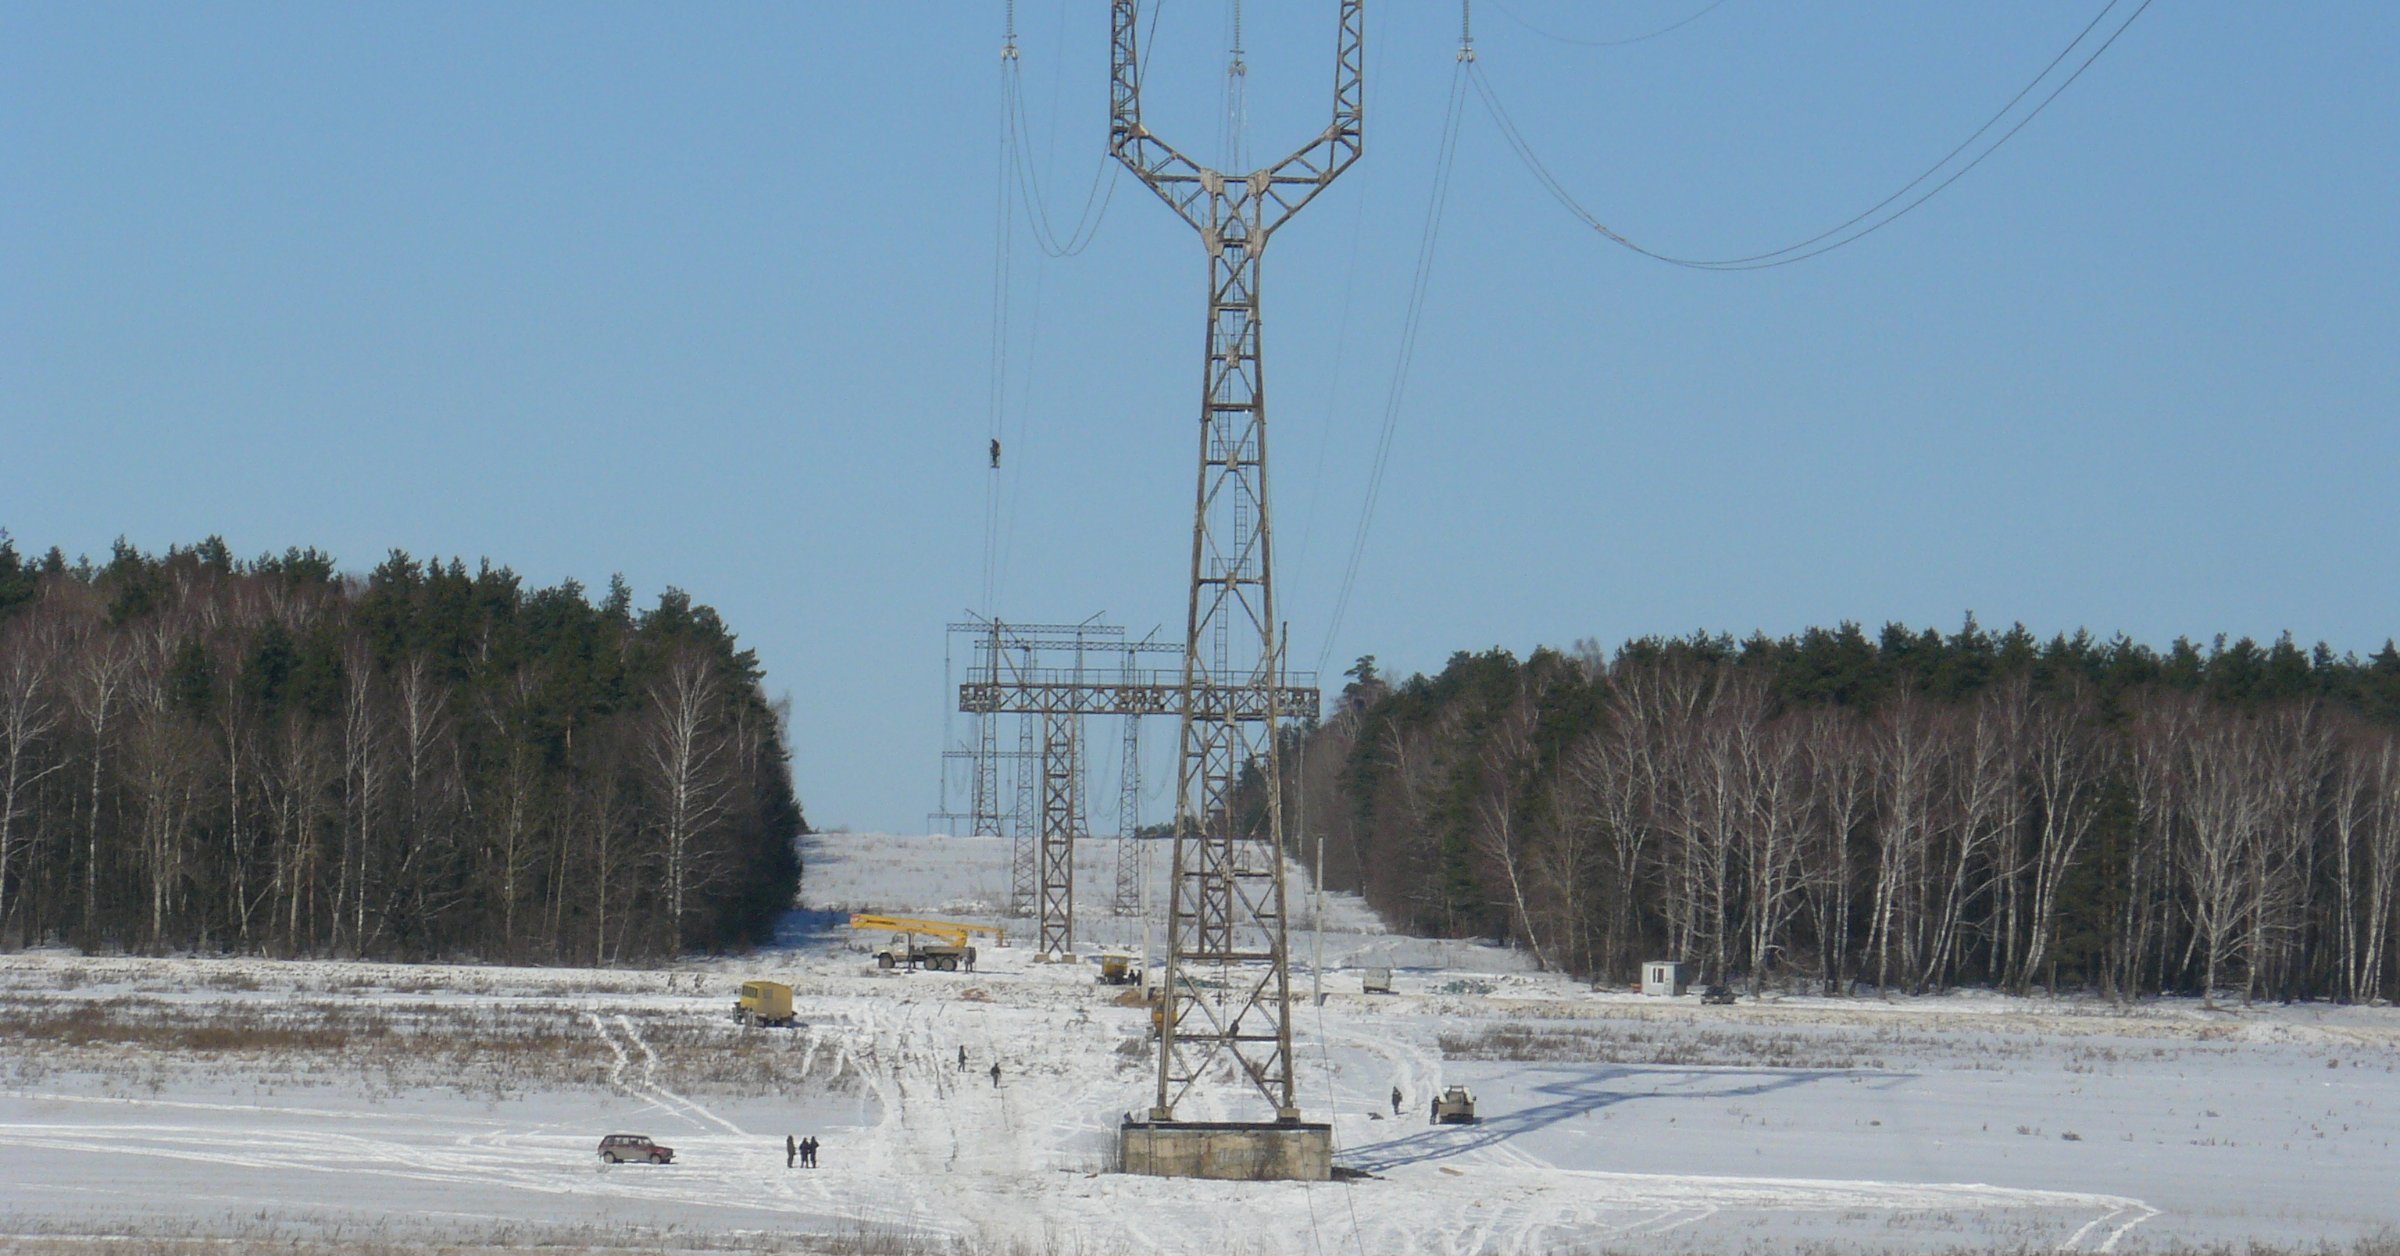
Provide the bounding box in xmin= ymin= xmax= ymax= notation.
xmin=1109 ymin=0 xmax=1356 ymax=1123
xmin=952 ymin=618 xmax=1206 ymax=957
xmin=1114 ymin=640 xmax=1150 ymax=916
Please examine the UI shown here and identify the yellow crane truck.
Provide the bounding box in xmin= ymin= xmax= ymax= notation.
xmin=847 ymin=914 xmax=1004 ymax=972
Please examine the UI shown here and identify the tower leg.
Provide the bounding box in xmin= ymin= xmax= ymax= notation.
xmin=1037 ymin=709 xmax=1080 ymax=958
xmin=1157 ymin=213 xmax=1299 ymax=1122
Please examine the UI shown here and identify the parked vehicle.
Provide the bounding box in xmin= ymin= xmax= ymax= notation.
xmin=1700 ymin=984 xmax=1737 ymax=1005
xmin=848 ymin=914 xmax=1002 ymax=972
xmin=1430 ymin=1086 xmax=1478 ymax=1125
xmin=1361 ymin=967 xmax=1393 ymax=994
xmin=732 ymin=980 xmax=798 ymax=1027
xmin=1097 ymin=953 xmax=1139 ymax=986
xmin=597 ymin=1133 xmax=675 ymax=1165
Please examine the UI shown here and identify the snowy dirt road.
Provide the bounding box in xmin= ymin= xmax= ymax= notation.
xmin=6 ymin=832 xmax=2399 ymax=1253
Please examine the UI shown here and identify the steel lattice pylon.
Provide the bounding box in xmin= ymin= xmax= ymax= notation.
xmin=1010 ymin=682 xmax=1040 ymax=916
xmin=1113 ymin=647 xmax=1144 ymax=916
xmin=1111 ymin=0 xmax=1360 ymax=1123
xmin=969 ymin=624 xmax=1005 ymax=843
xmin=953 ymin=618 xmax=1205 ymax=959
xmin=1036 ymin=709 xmax=1083 ymax=955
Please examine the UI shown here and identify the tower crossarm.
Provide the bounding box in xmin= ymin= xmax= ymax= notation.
xmin=1110 ymin=1 xmax=1364 ymax=241
xmin=946 ymin=619 xmax=1132 ymax=641
xmin=952 ymin=634 xmax=1182 ymax=657
xmin=1254 ymin=0 xmax=1365 ymax=235
xmin=962 ymin=677 xmax=1319 ymax=721
xmin=1109 ymin=0 xmax=1208 ymax=230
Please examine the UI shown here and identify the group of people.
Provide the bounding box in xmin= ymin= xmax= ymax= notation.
xmin=960 ymin=1045 xmax=1002 ymax=1088
xmin=785 ymin=1049 xmax=1008 ymax=1169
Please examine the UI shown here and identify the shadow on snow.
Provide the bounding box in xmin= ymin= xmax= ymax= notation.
xmin=1337 ymin=1065 xmax=1906 ymax=1176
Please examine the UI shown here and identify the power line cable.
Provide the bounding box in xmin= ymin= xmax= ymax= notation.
xmin=998 ymin=0 xmax=1172 ymax=259
xmin=1317 ymin=58 xmax=1470 ymax=675
xmin=1005 ymin=66 xmax=1118 ymax=258
xmin=1290 ymin=0 xmax=1397 ymax=608
xmin=1471 ymin=0 xmax=2155 ymax=270
xmin=1487 ymin=0 xmax=1730 ymax=49
xmin=980 ymin=20 xmax=1019 ymax=619
xmin=988 ymin=2 xmax=1170 ymax=615
xmin=1298 ymin=735 xmax=1370 ymax=1256
xmin=1285 ymin=151 xmax=1369 ymax=595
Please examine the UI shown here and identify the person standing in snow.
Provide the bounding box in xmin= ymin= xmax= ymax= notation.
xmin=989 ymin=1061 xmax=1002 ymax=1088
xmin=802 ymin=1136 xmax=819 ymax=1168
xmin=1390 ymin=1086 xmax=1402 ymax=1116
xmin=958 ymin=1045 xmax=967 ymax=1070
xmin=786 ymin=1133 xmax=796 ymax=1168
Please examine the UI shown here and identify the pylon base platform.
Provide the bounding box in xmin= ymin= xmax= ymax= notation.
xmin=1117 ymin=1118 xmax=1333 ymax=1181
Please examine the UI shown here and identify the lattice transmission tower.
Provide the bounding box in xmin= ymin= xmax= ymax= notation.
xmin=1110 ymin=0 xmax=1360 ymax=1123
xmin=1113 ymin=638 xmax=1147 ymax=916
xmin=954 ymin=617 xmax=1198 ymax=956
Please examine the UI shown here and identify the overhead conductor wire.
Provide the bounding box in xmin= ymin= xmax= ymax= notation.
xmin=1316 ymin=43 xmax=1470 ymax=676
xmin=1006 ymin=48 xmax=1117 ymax=257
xmin=1302 ymin=28 xmax=1477 ymax=1254
xmin=980 ymin=8 xmax=1019 ymax=618
xmin=988 ymin=2 xmax=1166 ymax=614
xmin=1487 ymin=0 xmax=1729 ymax=49
xmin=1469 ymin=0 xmax=2157 ymax=269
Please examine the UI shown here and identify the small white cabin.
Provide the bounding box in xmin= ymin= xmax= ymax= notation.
xmin=1641 ymin=961 xmax=1690 ymax=997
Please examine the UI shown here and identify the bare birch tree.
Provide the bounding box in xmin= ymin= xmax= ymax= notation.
xmin=1470 ymin=688 xmax=1550 ymax=970
xmin=1802 ymin=708 xmax=1872 ymax=994
xmin=1741 ymin=713 xmax=1810 ymax=995
xmin=2181 ymin=718 xmax=2265 ymax=1007
xmin=2017 ymin=678 xmax=2105 ymax=993
xmin=640 ymin=648 xmax=734 ymax=950
xmin=0 ymin=617 xmax=67 ymax=940
xmin=1870 ymin=692 xmax=1943 ymax=996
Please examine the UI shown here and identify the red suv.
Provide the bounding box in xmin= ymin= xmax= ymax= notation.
xmin=596 ymin=1133 xmax=675 ymax=1165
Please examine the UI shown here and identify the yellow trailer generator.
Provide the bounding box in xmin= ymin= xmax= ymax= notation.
xmin=732 ymin=980 xmax=798 ymax=1027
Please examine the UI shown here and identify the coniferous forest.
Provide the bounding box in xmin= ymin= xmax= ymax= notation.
xmin=0 ymin=536 xmax=804 ymax=962
xmin=1297 ymin=621 xmax=2400 ymax=1004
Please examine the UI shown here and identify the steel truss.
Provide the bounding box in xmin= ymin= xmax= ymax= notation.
xmin=1114 ymin=644 xmax=1145 ymax=916
xmin=1035 ymin=709 xmax=1084 ymax=955
xmin=950 ymin=618 xmax=1231 ymax=959
xmin=1110 ymin=0 xmax=1360 ymax=1123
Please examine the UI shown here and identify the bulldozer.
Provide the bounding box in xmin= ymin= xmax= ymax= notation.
xmin=847 ymin=914 xmax=1004 ymax=972
xmin=731 ymin=980 xmax=798 ymax=1028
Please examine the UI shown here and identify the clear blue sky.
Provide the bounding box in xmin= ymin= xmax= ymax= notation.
xmin=6 ymin=2 xmax=2395 ymax=833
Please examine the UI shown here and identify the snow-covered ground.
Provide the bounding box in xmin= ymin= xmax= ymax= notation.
xmin=6 ymin=830 xmax=2399 ymax=1254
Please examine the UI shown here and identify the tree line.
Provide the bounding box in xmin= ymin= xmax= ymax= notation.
xmin=0 ymin=535 xmax=804 ymax=962
xmin=1295 ymin=620 xmax=2400 ymax=1004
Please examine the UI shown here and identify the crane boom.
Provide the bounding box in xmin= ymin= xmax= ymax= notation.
xmin=846 ymin=914 xmax=1006 ymax=950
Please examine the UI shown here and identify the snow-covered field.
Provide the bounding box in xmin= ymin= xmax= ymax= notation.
xmin=6 ymin=830 xmax=2399 ymax=1254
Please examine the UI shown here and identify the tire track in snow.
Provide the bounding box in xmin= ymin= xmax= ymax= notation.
xmin=583 ymin=1012 xmax=685 ymax=1128
xmin=2059 ymin=1202 xmax=2160 ymax=1253
xmin=816 ymin=997 xmax=956 ymax=1238
xmin=615 ymin=1014 xmax=745 ymax=1136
